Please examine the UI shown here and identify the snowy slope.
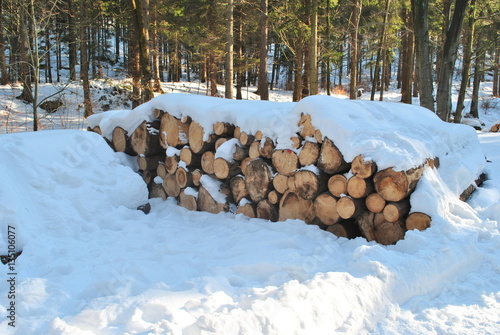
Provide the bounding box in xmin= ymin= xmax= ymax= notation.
xmin=0 ymin=110 xmax=499 ymax=333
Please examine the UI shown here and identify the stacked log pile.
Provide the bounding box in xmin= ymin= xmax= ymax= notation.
xmin=91 ymin=109 xmax=469 ymax=246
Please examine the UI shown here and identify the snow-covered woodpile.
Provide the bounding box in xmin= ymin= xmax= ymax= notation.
xmin=88 ymin=93 xmax=486 ymax=245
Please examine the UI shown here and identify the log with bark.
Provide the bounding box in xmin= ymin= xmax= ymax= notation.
xmin=298 ymin=141 xmax=320 ymax=166
xmin=313 ymin=192 xmax=340 ymax=225
xmin=156 ymin=162 xmax=167 ymax=179
xmin=112 ymin=126 xmax=135 ymax=155
xmin=249 ymin=141 xmax=261 ymax=159
xmin=230 ymin=175 xmax=248 ymax=203
xmin=201 ymin=151 xmax=216 ymax=175
xmin=192 ymin=169 xmax=203 ymax=186
xmin=346 ymin=175 xmax=374 ymax=199
xmin=405 ymin=212 xmax=431 ymax=231
xmin=180 ymin=147 xmax=202 ymax=168
xmin=272 ymin=149 xmax=299 ymax=176
xmin=165 ymin=154 xmax=180 ymax=175
xmin=291 ymin=169 xmax=328 ymax=200
xmin=351 ymin=155 xmax=377 ymax=178
xmin=213 ymin=121 xmax=235 ymax=136
xmin=131 ymin=120 xmax=163 ymax=156
xmin=163 ymin=173 xmax=181 ymax=197
xmin=258 ymin=137 xmax=275 ymax=159
xmin=373 ymin=166 xmax=424 ymax=202
xmin=267 ymin=190 xmax=281 ymax=205
xmin=188 ymin=121 xmax=217 ymax=154
xmin=142 ymin=169 xmax=157 ymax=184
xmin=365 ymin=193 xmax=386 ymax=213
xmin=138 ymin=154 xmax=164 ymax=171
xmin=159 ymin=113 xmax=190 ymax=148
xmin=245 ymin=158 xmax=273 ymax=202
xmin=197 ymin=184 xmax=229 ymax=214
xmin=298 ymin=113 xmax=316 ymax=138
xmin=214 ymin=157 xmax=241 ymax=179
xmin=178 ymin=189 xmax=198 ymax=211
xmin=373 ymin=219 xmax=406 ymax=245
xmin=317 ymin=138 xmax=350 ymax=174
xmin=149 ymin=182 xmax=167 ymax=200
xmin=489 ymin=122 xmax=500 ymax=132
xmin=326 ymin=219 xmax=360 ymax=239
xmin=314 ymin=129 xmax=323 ymax=144
xmin=272 ymin=173 xmax=289 ymax=194
xmin=239 ymin=131 xmax=255 ymax=146
xmin=240 ymin=157 xmax=252 ymax=176
xmin=278 ymin=190 xmax=316 ymax=224
xmin=256 ymin=199 xmax=278 ymax=222
xmin=236 ymin=201 xmax=256 ymax=218
xmin=336 ymin=196 xmax=365 ymax=219
xmin=175 ymin=167 xmax=194 ymax=188
xmin=328 ymin=174 xmax=348 ymax=197
xmin=382 ymin=199 xmax=410 ymax=223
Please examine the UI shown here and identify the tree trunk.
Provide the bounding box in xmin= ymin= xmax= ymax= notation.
xmin=44 ymin=28 xmax=53 ymax=83
xmin=235 ymin=1 xmax=244 ymax=100
xmin=293 ymin=43 xmax=303 ymax=102
xmin=258 ymin=0 xmax=269 ymax=100
xmin=411 ymin=0 xmax=435 ymax=111
xmin=0 ymin=0 xmax=8 ymax=84
xmin=80 ymin=0 xmax=92 ymax=118
xmin=349 ymin=0 xmax=362 ymax=100
xmin=309 ymin=0 xmax=318 ymax=95
xmin=400 ymin=7 xmax=414 ymax=104
xmin=470 ymin=46 xmax=483 ymax=119
xmin=130 ymin=0 xmax=154 ymax=103
xmin=129 ymin=20 xmax=141 ymax=108
xmin=225 ymin=0 xmax=234 ymax=99
xmin=454 ymin=0 xmax=476 ymax=123
xmin=436 ymin=0 xmax=469 ymax=121
xmin=493 ymin=43 xmax=499 ymax=97
xmin=67 ymin=0 xmax=77 ymax=81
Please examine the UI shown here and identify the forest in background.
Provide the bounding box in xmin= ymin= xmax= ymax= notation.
xmin=0 ymin=0 xmax=499 ymax=130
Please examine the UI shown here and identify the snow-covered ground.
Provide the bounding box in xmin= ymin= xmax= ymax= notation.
xmin=0 ymin=79 xmax=499 ymax=334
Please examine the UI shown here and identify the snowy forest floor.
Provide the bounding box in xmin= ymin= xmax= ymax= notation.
xmin=1 ymin=77 xmax=499 ymax=134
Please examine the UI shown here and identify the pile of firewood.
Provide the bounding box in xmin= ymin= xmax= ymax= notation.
xmin=89 ymin=108 xmax=450 ymax=245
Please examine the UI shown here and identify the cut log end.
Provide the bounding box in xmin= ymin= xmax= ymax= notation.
xmin=405 ymin=212 xmax=431 ymax=231
xmin=314 ymin=193 xmax=339 ymax=225
xmin=351 ymin=155 xmax=377 ymax=178
xmin=272 ymin=149 xmax=299 ymax=176
xmin=328 ymin=174 xmax=348 ymax=198
xmin=374 ymin=166 xmax=424 ymax=202
xmin=279 ymin=191 xmax=315 ymax=224
xmin=256 ymin=200 xmax=278 ymax=222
